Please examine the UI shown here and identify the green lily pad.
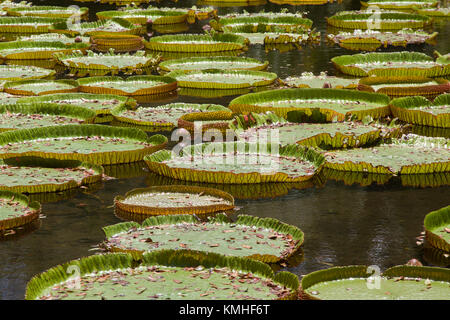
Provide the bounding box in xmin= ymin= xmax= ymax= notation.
xmin=111 ymin=103 xmax=229 ymax=129
xmin=424 ymin=205 xmax=450 ymax=252
xmin=0 ymin=92 xmax=21 ymax=105
xmin=144 ymin=33 xmax=247 ymax=52
xmin=0 ymin=41 xmax=90 ymax=60
xmin=0 ymin=1 xmax=32 ymax=11
xmin=323 ymin=134 xmax=450 ymax=174
xmin=0 ymin=65 xmax=55 ymax=81
xmin=167 ymin=69 xmax=278 ymax=89
xmin=228 ymin=88 xmax=391 ymax=121
xmin=231 ymin=28 xmax=318 ymax=45
xmin=3 ymin=79 xmax=78 ymax=96
xmin=78 ymin=75 xmax=177 ymax=96
xmin=6 ymin=6 xmax=89 ymax=19
xmin=390 ymin=94 xmax=450 ymax=128
xmin=158 ymin=56 xmax=269 ymax=73
xmin=331 ymin=51 xmax=450 ymax=77
xmin=0 ymin=16 xmax=65 ymax=33
xmin=282 ymin=72 xmax=359 ymax=89
xmin=25 ymin=250 xmax=299 ymax=300
xmin=0 ymin=157 xmax=103 ymax=195
xmin=96 ymin=8 xmax=189 ymax=25
xmin=144 ymin=142 xmax=325 ymax=184
xmin=0 ymin=190 xmax=40 ymax=231
xmin=102 ymin=213 xmax=303 ymax=263
xmin=415 ymin=7 xmax=450 ymax=17
xmin=0 ymin=124 xmax=168 ymax=165
xmin=0 ymin=103 xmax=96 ymax=131
xmin=301 ymin=265 xmax=450 ymax=300
xmin=361 ymin=0 xmax=439 ymax=9
xmin=50 ymin=18 xmax=146 ymax=36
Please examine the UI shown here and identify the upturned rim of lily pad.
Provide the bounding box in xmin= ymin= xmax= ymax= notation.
xmin=0 ymin=190 xmax=40 ymax=231
xmin=424 ymin=205 xmax=450 ymax=253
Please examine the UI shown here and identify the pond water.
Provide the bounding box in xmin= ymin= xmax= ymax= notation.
xmin=0 ymin=0 xmax=449 ymax=300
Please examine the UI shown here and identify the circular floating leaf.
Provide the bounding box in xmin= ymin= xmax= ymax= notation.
xmin=0 ymin=41 xmax=90 ymax=60
xmin=96 ymin=8 xmax=189 ymax=25
xmin=361 ymin=0 xmax=439 ymax=10
xmin=390 ymin=94 xmax=450 ymax=128
xmin=323 ymin=134 xmax=450 ymax=175
xmin=6 ymin=6 xmax=89 ymax=19
xmin=158 ymin=56 xmax=269 ymax=73
xmin=176 ymin=110 xmax=234 ymax=134
xmin=0 ymin=92 xmax=20 ymax=105
xmin=144 ymin=33 xmax=247 ymax=52
xmin=0 ymin=157 xmax=103 ymax=194
xmin=415 ymin=7 xmax=450 ymax=17
xmin=0 ymin=16 xmax=65 ymax=33
xmin=114 ymin=185 xmax=234 ymax=217
xmin=144 ymin=142 xmax=325 ymax=184
xmin=0 ymin=65 xmax=55 ymax=81
xmin=78 ymin=75 xmax=177 ymax=97
xmin=228 ymin=88 xmax=391 ymax=121
xmin=424 ymin=205 xmax=450 ymax=253
xmin=230 ymin=26 xmax=319 ymax=45
xmin=0 ymin=124 xmax=168 ymax=165
xmin=26 ymin=250 xmax=299 ymax=300
xmin=301 ymin=265 xmax=450 ymax=300
xmin=0 ymin=190 xmax=40 ymax=231
xmin=282 ymin=72 xmax=359 ymax=89
xmin=3 ymin=79 xmax=79 ymax=96
xmin=167 ymin=69 xmax=278 ymax=90
xmin=331 ymin=51 xmax=450 ymax=77
xmin=90 ymin=34 xmax=144 ymax=53
xmin=50 ymin=18 xmax=146 ymax=37
xmin=0 ymin=103 xmax=96 ymax=131
xmin=103 ymin=213 xmax=303 ymax=263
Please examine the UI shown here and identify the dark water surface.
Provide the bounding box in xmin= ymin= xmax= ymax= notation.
xmin=0 ymin=0 xmax=449 ymax=300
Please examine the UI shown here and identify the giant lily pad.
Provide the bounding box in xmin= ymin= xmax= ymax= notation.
xmin=0 ymin=92 xmax=20 ymax=105
xmin=53 ymin=49 xmax=161 ymax=76
xmin=0 ymin=124 xmax=168 ymax=165
xmin=232 ymin=112 xmax=395 ymax=148
xmin=300 ymin=265 xmax=450 ymax=300
xmin=424 ymin=205 xmax=450 ymax=252
xmin=389 ymin=94 xmax=450 ymax=128
xmin=0 ymin=103 xmax=96 ymax=131
xmin=158 ymin=56 xmax=269 ymax=73
xmin=229 ymin=25 xmax=320 ymax=45
xmin=176 ymin=109 xmax=234 ymax=134
xmin=326 ymin=11 xmax=433 ymax=30
xmin=323 ymin=134 xmax=450 ymax=175
xmin=78 ymin=75 xmax=177 ymax=97
xmin=111 ymin=103 xmax=229 ymax=130
xmin=90 ymin=34 xmax=144 ymax=53
xmin=17 ymin=33 xmax=90 ymax=46
xmin=358 ymin=76 xmax=450 ymax=98
xmin=331 ymin=51 xmax=450 ymax=77
xmin=17 ymin=93 xmax=137 ymax=124
xmin=0 ymin=1 xmax=32 ymax=11
xmin=0 ymin=65 xmax=55 ymax=81
xmin=0 ymin=157 xmax=103 ymax=194
xmin=25 ymin=250 xmax=299 ymax=300
xmin=0 ymin=41 xmax=90 ymax=60
xmin=114 ymin=185 xmax=234 ymax=217
xmin=0 ymin=16 xmax=65 ymax=33
xmin=228 ymin=88 xmax=391 ymax=121
xmin=96 ymin=8 xmax=189 ymax=25
xmin=6 ymin=6 xmax=89 ymax=19
xmin=281 ymin=72 xmax=359 ymax=89
xmin=361 ymin=0 xmax=439 ymax=10
xmin=144 ymin=142 xmax=325 ymax=184
xmin=50 ymin=18 xmax=146 ymax=37
xmin=167 ymin=69 xmax=278 ymax=90
xmin=102 ymin=213 xmax=303 ymax=263
xmin=3 ymin=79 xmax=79 ymax=96
xmin=144 ymin=33 xmax=247 ymax=52
xmin=0 ymin=190 xmax=40 ymax=231
xmin=414 ymin=7 xmax=450 ymax=17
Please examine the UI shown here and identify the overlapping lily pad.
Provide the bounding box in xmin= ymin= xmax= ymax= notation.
xmin=114 ymin=185 xmax=234 ymax=217
xmin=326 ymin=11 xmax=433 ymax=30
xmin=102 ymin=213 xmax=303 ymax=263
xmin=96 ymin=8 xmax=189 ymax=25
xmin=323 ymin=134 xmax=450 ymax=175
xmin=144 ymin=142 xmax=325 ymax=184
xmin=17 ymin=93 xmax=137 ymax=124
xmin=3 ymin=79 xmax=79 ymax=96
xmin=0 ymin=103 xmax=96 ymax=131
xmin=6 ymin=6 xmax=89 ymax=19
xmin=50 ymin=18 xmax=146 ymax=36
xmin=144 ymin=33 xmax=247 ymax=52
xmin=0 ymin=157 xmax=103 ymax=195
xmin=167 ymin=69 xmax=278 ymax=90
xmin=424 ymin=205 xmax=450 ymax=252
xmin=0 ymin=16 xmax=65 ymax=33
xmin=90 ymin=34 xmax=144 ymax=53
xmin=0 ymin=190 xmax=40 ymax=231
xmin=300 ymin=265 xmax=450 ymax=300
xmin=176 ymin=109 xmax=234 ymax=134
xmin=53 ymin=49 xmax=161 ymax=76
xmin=111 ymin=103 xmax=229 ymax=130
xmin=0 ymin=41 xmax=90 ymax=60
xmin=0 ymin=65 xmax=55 ymax=81
xmin=78 ymin=75 xmax=177 ymax=97
xmin=228 ymin=88 xmax=391 ymax=121
xmin=158 ymin=56 xmax=268 ymax=73
xmin=390 ymin=94 xmax=450 ymax=128
xmin=281 ymin=72 xmax=359 ymax=89
xmin=0 ymin=124 xmax=168 ymax=165
xmin=232 ymin=112 xmax=396 ymax=148
xmin=361 ymin=0 xmax=439 ymax=9
xmin=26 ymin=250 xmax=300 ymax=300
xmin=331 ymin=51 xmax=450 ymax=77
